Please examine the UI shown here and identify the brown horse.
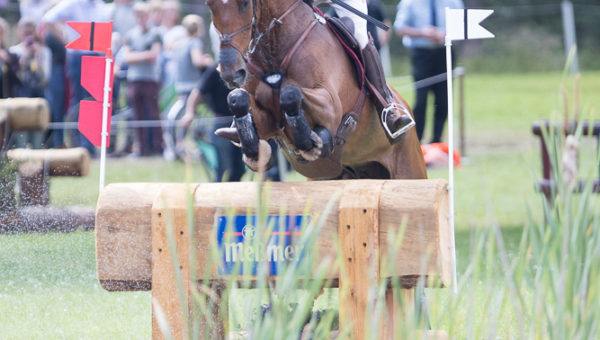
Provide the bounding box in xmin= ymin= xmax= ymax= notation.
xmin=206 ymin=0 xmax=427 ymax=180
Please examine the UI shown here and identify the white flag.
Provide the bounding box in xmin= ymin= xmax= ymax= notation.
xmin=446 ymin=8 xmax=494 ymax=41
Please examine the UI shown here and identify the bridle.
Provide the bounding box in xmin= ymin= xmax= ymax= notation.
xmin=212 ymin=0 xmax=259 ymax=60
xmin=215 ymin=21 xmax=253 ymax=57
xmin=214 ymin=0 xmax=303 ymax=60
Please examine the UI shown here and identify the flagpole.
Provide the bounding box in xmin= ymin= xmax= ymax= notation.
xmin=444 ymin=7 xmax=458 ymax=294
xmin=99 ymin=49 xmax=112 ymax=192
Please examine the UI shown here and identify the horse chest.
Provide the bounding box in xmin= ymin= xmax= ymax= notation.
xmin=254 ymin=82 xmax=276 ymax=110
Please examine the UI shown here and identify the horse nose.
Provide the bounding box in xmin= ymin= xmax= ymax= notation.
xmin=219 ymin=48 xmax=238 ymax=67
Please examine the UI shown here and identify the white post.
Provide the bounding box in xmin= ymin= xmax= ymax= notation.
xmin=445 ymin=30 xmax=458 ymax=294
xmin=99 ymin=53 xmax=113 ymax=192
xmin=561 ymin=0 xmax=579 ymax=74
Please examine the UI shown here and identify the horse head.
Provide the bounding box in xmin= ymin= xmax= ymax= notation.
xmin=206 ymin=0 xmax=255 ymax=88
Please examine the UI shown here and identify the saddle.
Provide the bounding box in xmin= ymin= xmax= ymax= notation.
xmin=325 ymin=16 xmax=365 ymax=88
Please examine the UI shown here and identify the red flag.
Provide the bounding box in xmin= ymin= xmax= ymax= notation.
xmin=79 ymin=100 xmax=111 ymax=147
xmin=81 ymin=56 xmax=114 ymax=102
xmin=66 ymin=21 xmax=112 ymax=54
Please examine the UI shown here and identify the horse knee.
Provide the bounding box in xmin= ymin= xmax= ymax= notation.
xmin=282 ymin=90 xmax=312 ymax=151
xmin=227 ymin=88 xmax=250 ymax=118
xmin=280 ymin=85 xmax=303 ymax=115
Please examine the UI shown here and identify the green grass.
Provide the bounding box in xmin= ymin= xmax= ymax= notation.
xmin=1 ymin=71 xmax=599 ymax=338
xmin=0 ymin=231 xmax=150 ymax=339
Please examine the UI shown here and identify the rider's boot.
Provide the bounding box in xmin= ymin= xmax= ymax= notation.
xmin=362 ymin=42 xmax=415 ymax=142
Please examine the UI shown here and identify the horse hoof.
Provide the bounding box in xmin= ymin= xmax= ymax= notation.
xmin=297 ymin=131 xmax=323 ymax=162
xmin=314 ymin=125 xmax=333 ymax=157
xmin=227 ymin=88 xmax=250 ymax=117
xmin=214 ymin=127 xmax=241 ymax=145
xmin=242 ymin=139 xmax=272 ymax=172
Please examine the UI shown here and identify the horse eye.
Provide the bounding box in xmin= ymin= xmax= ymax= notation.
xmin=240 ymin=0 xmax=249 ymax=12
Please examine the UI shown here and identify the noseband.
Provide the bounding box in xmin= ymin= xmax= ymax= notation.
xmin=216 ymin=22 xmax=253 ymax=57
xmin=215 ymin=0 xmax=303 ymax=59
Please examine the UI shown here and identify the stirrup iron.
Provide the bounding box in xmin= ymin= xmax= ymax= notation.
xmin=381 ymin=103 xmax=415 ymax=139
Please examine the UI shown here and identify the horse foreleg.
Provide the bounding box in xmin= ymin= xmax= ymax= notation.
xmin=280 ymin=85 xmax=326 ymax=161
xmin=227 ymin=88 xmax=272 ymax=172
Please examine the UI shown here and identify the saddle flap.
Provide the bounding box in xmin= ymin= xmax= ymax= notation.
xmin=326 ymin=16 xmax=365 ymax=83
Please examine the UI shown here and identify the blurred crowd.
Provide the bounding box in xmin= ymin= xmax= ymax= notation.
xmin=0 ymin=0 xmax=214 ymax=156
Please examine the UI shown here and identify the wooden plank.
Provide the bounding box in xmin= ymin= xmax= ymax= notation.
xmin=338 ymin=180 xmax=384 ymax=340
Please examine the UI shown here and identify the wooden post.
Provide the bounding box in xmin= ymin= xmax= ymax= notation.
xmin=17 ymin=163 xmax=49 ymax=206
xmin=338 ymin=181 xmax=384 ymax=340
xmin=152 ymin=184 xmax=226 ymax=340
xmin=152 ymin=184 xmax=193 ymax=340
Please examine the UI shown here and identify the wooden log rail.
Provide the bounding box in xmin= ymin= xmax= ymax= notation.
xmin=96 ymin=180 xmax=452 ymax=339
xmin=531 ymin=120 xmax=600 ymax=199
xmin=7 ymin=148 xmax=90 ymax=206
xmin=0 ymin=97 xmax=50 ymax=132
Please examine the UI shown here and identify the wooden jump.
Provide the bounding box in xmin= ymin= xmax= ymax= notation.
xmin=0 ymin=97 xmax=50 ymax=132
xmin=96 ymin=180 xmax=452 ymax=339
xmin=0 ymin=148 xmax=93 ymax=232
xmin=7 ymin=148 xmax=90 ymax=206
xmin=532 ymin=120 xmax=600 ymax=199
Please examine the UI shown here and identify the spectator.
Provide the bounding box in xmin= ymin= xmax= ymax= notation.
xmin=173 ymin=15 xmax=212 ymax=95
xmin=160 ymin=0 xmax=186 ymax=87
xmin=148 ymin=0 xmax=164 ymax=28
xmin=42 ymin=24 xmax=67 ymax=148
xmin=394 ymin=0 xmax=464 ymax=143
xmin=0 ymin=18 xmax=19 ymax=98
xmin=108 ymin=0 xmax=136 ymax=109
xmin=181 ymin=24 xmax=244 ymax=181
xmin=366 ymin=0 xmax=391 ymax=52
xmin=42 ymin=0 xmax=112 ymax=155
xmin=161 ymin=14 xmax=212 ymax=161
xmin=122 ymin=1 xmax=163 ymax=157
xmin=19 ymin=0 xmax=52 ymax=25
xmin=110 ymin=0 xmax=136 ymax=41
xmin=161 ymin=0 xmax=186 ymax=51
xmin=183 ymin=65 xmax=245 ymax=182
xmin=9 ymin=17 xmax=51 ymax=148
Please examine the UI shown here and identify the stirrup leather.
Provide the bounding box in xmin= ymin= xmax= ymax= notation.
xmin=380 ymin=103 xmax=415 ymax=139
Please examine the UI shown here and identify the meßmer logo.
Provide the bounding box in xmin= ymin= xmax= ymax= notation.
xmin=216 ymin=215 xmax=308 ymax=275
